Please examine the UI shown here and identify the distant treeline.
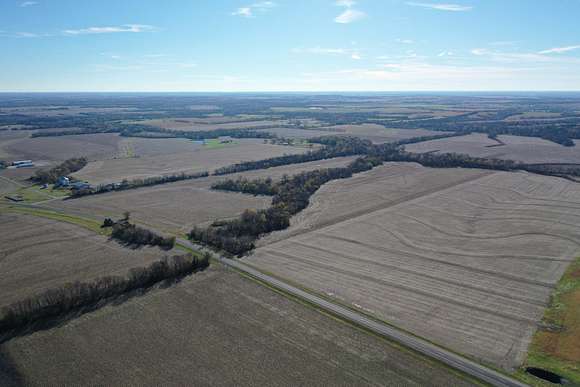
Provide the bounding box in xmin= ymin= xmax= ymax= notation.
xmin=32 ymin=157 xmax=88 ymax=184
xmin=383 ymin=116 xmax=580 ymax=147
xmin=120 ymin=126 xmax=275 ymax=140
xmin=0 ymin=253 xmax=210 ymax=342
xmin=190 ymin=155 xmax=382 ymax=255
xmin=213 ymin=136 xmax=372 ymax=175
xmin=212 ymin=177 xmax=278 ymax=196
xmin=104 ymin=218 xmax=175 ymax=250
xmin=30 ymin=127 xmax=119 ymax=138
xmin=30 ymin=123 xmax=277 ymax=140
xmin=70 ymin=171 xmax=209 ymax=198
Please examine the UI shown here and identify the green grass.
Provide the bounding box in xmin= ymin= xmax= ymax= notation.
xmin=3 ymin=185 xmax=70 ymax=204
xmin=202 ymin=138 xmax=238 ymax=149
xmin=517 ymin=257 xmax=580 ymax=385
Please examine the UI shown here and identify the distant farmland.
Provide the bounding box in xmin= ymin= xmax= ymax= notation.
xmin=249 ymin=163 xmax=580 ymax=370
xmin=406 ymin=133 xmax=580 ymax=164
xmin=48 ymin=157 xmax=356 ymax=234
xmin=72 ymin=139 xmax=309 ymax=185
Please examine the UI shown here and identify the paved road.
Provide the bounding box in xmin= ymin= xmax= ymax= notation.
xmin=177 ymin=238 xmax=528 ymax=387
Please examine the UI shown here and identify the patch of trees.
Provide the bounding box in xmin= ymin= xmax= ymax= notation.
xmin=0 ymin=253 xmax=210 ymax=342
xmin=212 ymin=177 xmax=277 ymax=196
xmin=104 ymin=217 xmax=176 ymax=250
xmin=32 ymin=157 xmax=88 ymax=184
xmin=191 ymin=156 xmax=382 ymax=256
xmin=70 ymin=171 xmax=209 ymax=198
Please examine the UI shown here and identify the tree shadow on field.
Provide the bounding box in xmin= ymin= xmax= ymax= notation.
xmin=0 ymin=347 xmax=25 ymax=387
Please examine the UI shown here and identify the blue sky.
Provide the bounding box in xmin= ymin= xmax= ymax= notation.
xmin=1 ymin=0 xmax=580 ymax=91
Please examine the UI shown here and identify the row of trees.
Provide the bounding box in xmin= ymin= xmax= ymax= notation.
xmin=190 ymin=156 xmax=382 ymax=256
xmin=120 ymin=126 xmax=275 ymax=141
xmin=212 ymin=177 xmax=278 ymax=196
xmin=71 ymin=171 xmax=209 ymax=198
xmin=214 ymin=136 xmax=372 ymax=175
xmin=32 ymin=157 xmax=88 ymax=184
xmin=105 ymin=218 xmax=176 ymax=250
xmin=0 ymin=253 xmax=210 ymax=341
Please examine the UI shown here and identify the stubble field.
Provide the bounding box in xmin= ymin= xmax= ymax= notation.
xmin=72 ymin=139 xmax=309 ymax=185
xmin=137 ymin=117 xmax=286 ymax=131
xmin=0 ymin=212 xmax=171 ymax=307
xmin=0 ymin=265 xmax=473 ymax=387
xmin=406 ymin=133 xmax=580 ymax=164
xmin=249 ymin=163 xmax=580 ymax=370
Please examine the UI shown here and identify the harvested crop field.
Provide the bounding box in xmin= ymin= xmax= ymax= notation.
xmin=0 ymin=177 xmax=20 ymax=195
xmin=72 ymin=139 xmax=309 ymax=185
xmin=320 ymin=124 xmax=450 ymax=143
xmin=48 ymin=157 xmax=357 ymax=234
xmin=249 ymin=163 xmax=580 ymax=370
xmin=257 ymin=127 xmax=344 ymax=139
xmin=138 ymin=118 xmax=285 ymax=131
xmin=0 ymin=212 xmax=171 ymax=307
xmin=406 ymin=133 xmax=580 ymax=164
xmin=1 ymin=133 xmax=123 ymax=163
xmin=0 ymin=264 xmax=473 ymax=387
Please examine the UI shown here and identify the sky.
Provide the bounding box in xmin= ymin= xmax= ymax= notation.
xmin=1 ymin=0 xmax=580 ymax=92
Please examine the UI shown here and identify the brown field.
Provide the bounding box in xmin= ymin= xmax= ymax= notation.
xmin=0 ymin=264 xmax=473 ymax=387
xmin=138 ymin=118 xmax=285 ymax=131
xmin=249 ymin=163 xmax=580 ymax=370
xmin=0 ymin=106 xmax=137 ymax=117
xmin=257 ymin=127 xmax=344 ymax=139
xmin=1 ymin=133 xmax=124 ymax=163
xmin=319 ymin=124 xmax=451 ymax=143
xmin=0 ymin=177 xmax=21 ymax=194
xmin=0 ymin=212 xmax=172 ymax=307
xmin=48 ymin=157 xmax=356 ymax=234
xmin=406 ymin=133 xmax=580 ymax=164
xmin=72 ymin=139 xmax=309 ymax=185
xmin=505 ymin=112 xmax=563 ymax=121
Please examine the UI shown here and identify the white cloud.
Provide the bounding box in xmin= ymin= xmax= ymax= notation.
xmin=539 ymin=45 xmax=580 ymax=54
xmin=232 ymin=7 xmax=253 ymax=17
xmin=63 ymin=24 xmax=159 ymax=35
xmin=396 ymin=38 xmax=415 ymax=44
xmin=335 ymin=9 xmax=366 ymax=23
xmin=437 ymin=50 xmax=454 ymax=57
xmin=470 ymin=47 xmax=580 ymax=64
xmin=232 ymin=1 xmax=276 ymax=18
xmin=406 ymin=2 xmax=473 ymax=11
xmin=351 ymin=53 xmax=361 ymax=60
xmin=334 ymin=0 xmax=366 ymax=23
xmin=20 ymin=1 xmax=38 ymax=7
